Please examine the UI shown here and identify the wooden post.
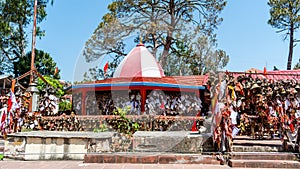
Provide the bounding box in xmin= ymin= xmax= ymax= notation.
xmin=11 ymin=79 xmax=16 ymax=92
xmin=30 ymin=0 xmax=37 ymax=84
xmin=28 ymin=0 xmax=37 ymax=113
xmin=3 ymin=78 xmax=5 ymax=89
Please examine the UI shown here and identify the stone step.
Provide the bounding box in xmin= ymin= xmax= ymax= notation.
xmin=228 ymin=159 xmax=300 ymax=168
xmin=233 ymin=145 xmax=283 ymax=152
xmin=233 ymin=137 xmax=284 ymax=152
xmin=230 ymin=152 xmax=298 ymax=161
xmin=84 ymin=153 xmax=221 ymax=164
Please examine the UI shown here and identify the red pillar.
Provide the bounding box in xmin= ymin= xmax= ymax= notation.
xmin=81 ymin=91 xmax=87 ymax=115
xmin=195 ymin=89 xmax=200 ymax=98
xmin=140 ymin=88 xmax=146 ymax=114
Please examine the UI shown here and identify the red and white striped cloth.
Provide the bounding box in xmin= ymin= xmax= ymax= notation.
xmin=113 ymin=44 xmax=165 ymax=78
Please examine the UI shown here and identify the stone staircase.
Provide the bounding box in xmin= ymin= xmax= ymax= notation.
xmin=228 ymin=136 xmax=300 ymax=168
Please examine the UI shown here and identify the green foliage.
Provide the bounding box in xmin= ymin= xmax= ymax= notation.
xmin=164 ymin=36 xmax=229 ymax=76
xmin=93 ymin=124 xmax=108 ymax=132
xmin=83 ymin=0 xmax=228 ymax=76
xmin=106 ymin=106 xmax=141 ymax=135
xmin=13 ymin=49 xmax=60 ymax=86
xmin=37 ymin=75 xmax=64 ymax=97
xmin=0 ymin=0 xmax=52 ymax=74
xmin=0 ymin=56 xmax=13 ymax=75
xmin=21 ymin=127 xmax=33 ymax=132
xmin=58 ymin=99 xmax=72 ymax=111
xmin=268 ymin=0 xmax=300 ymax=30
xmin=268 ymin=0 xmax=300 ymax=70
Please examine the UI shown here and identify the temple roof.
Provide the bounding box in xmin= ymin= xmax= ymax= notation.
xmin=113 ymin=44 xmax=165 ymax=78
xmin=229 ymin=69 xmax=300 ymax=81
xmin=73 ymin=76 xmax=208 ymax=90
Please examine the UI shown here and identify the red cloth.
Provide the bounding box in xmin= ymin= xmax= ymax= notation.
xmin=160 ymin=101 xmax=164 ymax=109
xmin=7 ymin=94 xmax=12 ymax=113
xmin=104 ymin=62 xmax=109 ymax=73
xmin=290 ymin=123 xmax=295 ymax=133
xmin=191 ymin=119 xmax=198 ymax=132
xmin=54 ymin=67 xmax=59 ymax=75
xmin=1 ymin=110 xmax=6 ymax=125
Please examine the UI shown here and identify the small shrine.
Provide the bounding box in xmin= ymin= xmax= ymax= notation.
xmin=72 ymin=43 xmax=209 ymax=132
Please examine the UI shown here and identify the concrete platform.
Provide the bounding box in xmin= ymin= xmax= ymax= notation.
xmin=133 ymin=131 xmax=213 ymax=153
xmin=5 ymin=131 xmax=115 ymax=160
xmin=4 ymin=131 xmax=213 ymax=161
xmin=0 ymin=160 xmax=232 ymax=169
xmin=84 ymin=153 xmax=221 ymax=164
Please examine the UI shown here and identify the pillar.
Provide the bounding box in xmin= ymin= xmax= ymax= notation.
xmin=140 ymin=88 xmax=146 ymax=114
xmin=81 ymin=91 xmax=87 ymax=115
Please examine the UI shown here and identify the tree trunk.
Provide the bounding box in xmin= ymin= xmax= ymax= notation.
xmin=287 ymin=23 xmax=294 ymax=70
xmin=159 ymin=0 xmax=175 ymax=68
xmin=160 ymin=35 xmax=172 ymax=67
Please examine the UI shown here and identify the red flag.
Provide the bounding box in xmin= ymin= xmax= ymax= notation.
xmin=263 ymin=66 xmax=267 ymax=75
xmin=104 ymin=62 xmax=109 ymax=73
xmin=54 ymin=67 xmax=59 ymax=76
xmin=191 ymin=119 xmax=198 ymax=132
xmin=1 ymin=108 xmax=6 ymax=125
xmin=7 ymin=89 xmax=19 ymax=113
xmin=160 ymin=101 xmax=165 ymax=109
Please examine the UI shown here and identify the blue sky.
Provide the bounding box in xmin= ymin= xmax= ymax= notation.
xmin=35 ymin=0 xmax=300 ymax=82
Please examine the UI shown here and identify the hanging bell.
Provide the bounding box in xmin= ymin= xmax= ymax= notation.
xmin=250 ymin=83 xmax=260 ymax=90
xmin=256 ymin=79 xmax=262 ymax=85
xmin=281 ymin=88 xmax=286 ymax=94
xmin=44 ymin=92 xmax=49 ymax=98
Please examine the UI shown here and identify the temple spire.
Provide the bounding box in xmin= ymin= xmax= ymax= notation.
xmin=139 ymin=32 xmax=143 ymax=44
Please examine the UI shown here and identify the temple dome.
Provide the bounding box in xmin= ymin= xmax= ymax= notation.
xmin=113 ymin=44 xmax=165 ymax=78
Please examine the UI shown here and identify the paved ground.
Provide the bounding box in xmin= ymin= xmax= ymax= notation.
xmin=0 ymin=160 xmax=231 ymax=169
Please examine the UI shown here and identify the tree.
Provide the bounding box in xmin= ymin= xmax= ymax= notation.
xmin=166 ymin=35 xmax=229 ymax=76
xmin=83 ymin=0 xmax=227 ymax=75
xmin=83 ymin=54 xmax=123 ymax=81
xmin=268 ymin=0 xmax=300 ymax=70
xmin=0 ymin=0 xmax=51 ymax=74
xmin=0 ymin=56 xmax=13 ymax=75
xmin=37 ymin=75 xmax=64 ymax=97
xmin=13 ymin=49 xmax=60 ymax=86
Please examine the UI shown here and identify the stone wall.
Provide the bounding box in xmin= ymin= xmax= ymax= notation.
xmin=5 ymin=114 xmax=212 ymax=160
xmin=74 ymin=115 xmax=205 ymax=132
xmin=133 ymin=131 xmax=213 ymax=153
xmin=6 ymin=131 xmax=213 ymax=160
xmin=6 ymin=131 xmax=115 ymax=160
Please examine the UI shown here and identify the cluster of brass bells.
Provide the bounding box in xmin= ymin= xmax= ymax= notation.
xmin=227 ymin=74 xmax=300 ymax=99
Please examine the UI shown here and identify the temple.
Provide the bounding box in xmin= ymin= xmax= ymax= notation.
xmin=72 ymin=44 xmax=209 ymax=118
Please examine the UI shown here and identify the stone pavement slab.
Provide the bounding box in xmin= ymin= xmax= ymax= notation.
xmin=0 ymin=160 xmax=230 ymax=169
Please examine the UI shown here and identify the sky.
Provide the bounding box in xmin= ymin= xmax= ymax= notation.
xmin=35 ymin=0 xmax=300 ymax=82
